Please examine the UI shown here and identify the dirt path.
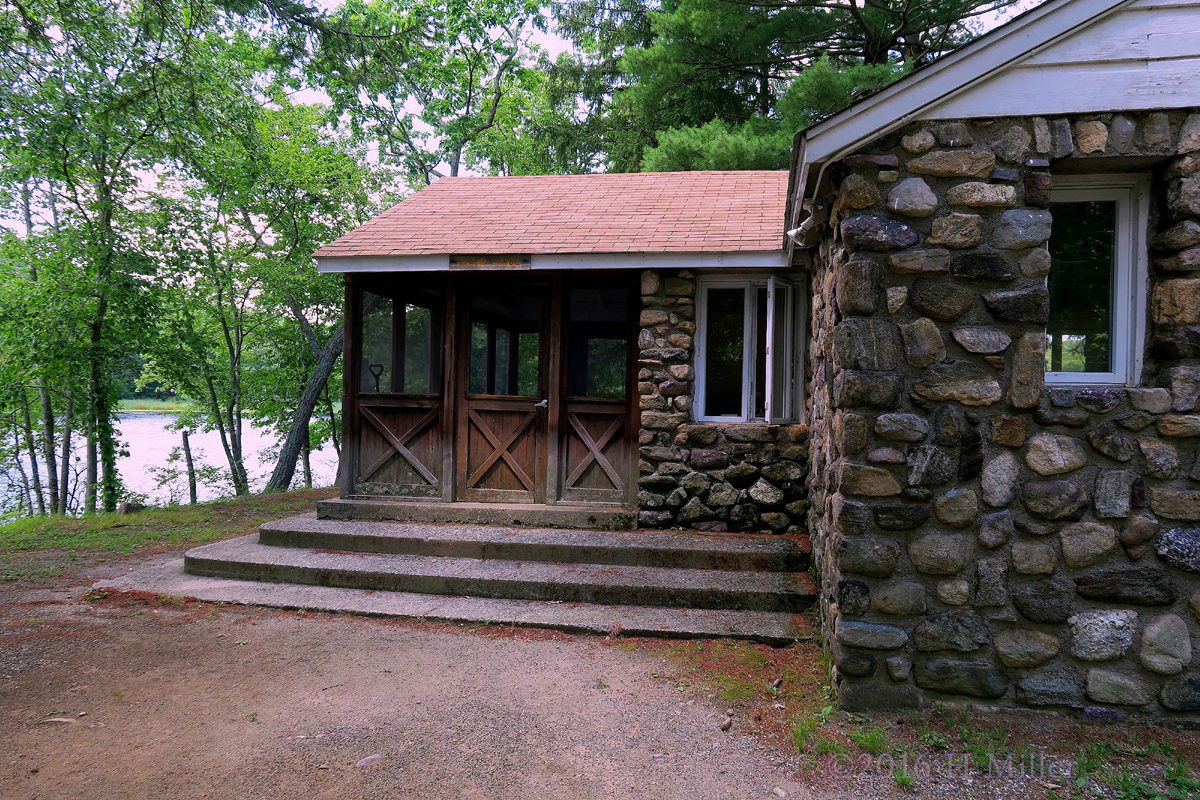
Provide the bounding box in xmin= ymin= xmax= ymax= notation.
xmin=3 ymin=549 xmax=1198 ymax=800
xmin=0 ymin=573 xmax=812 ymax=800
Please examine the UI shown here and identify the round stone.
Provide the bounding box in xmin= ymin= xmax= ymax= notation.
xmin=934 ymin=489 xmax=978 ymax=528
xmin=839 ymin=174 xmax=881 ymax=210
xmin=835 ymin=619 xmax=909 ymax=650
xmin=908 ymin=534 xmax=968 ymax=574
xmin=952 ymin=326 xmax=1012 ymax=354
xmin=839 ymin=537 xmax=901 ymax=579
xmin=1156 ymin=527 xmax=1200 ymax=573
xmin=886 ymin=177 xmax=938 ymax=217
xmin=937 ymin=579 xmax=970 ymax=605
xmin=1026 ymin=432 xmax=1088 ymax=475
xmin=1140 ymin=614 xmax=1192 ymax=675
xmin=1012 ymin=541 xmax=1056 ymax=574
xmin=1069 ymin=609 xmax=1138 ymax=661
xmin=927 ymin=212 xmax=983 ymax=249
xmin=1085 ymin=669 xmax=1154 ymax=707
xmin=981 ymin=452 xmax=1019 ymax=507
xmin=875 ymin=412 xmax=930 ymax=442
xmin=837 ymin=650 xmax=877 ymax=677
xmin=994 ymin=629 xmax=1060 ymax=668
xmin=1022 ymin=480 xmax=1089 ymax=520
xmin=747 ymin=479 xmax=785 ymax=506
xmin=871 ymin=581 xmax=928 ymax=615
xmin=1013 ymin=580 xmax=1073 ymax=624
xmin=913 ymin=609 xmax=990 ymax=652
xmin=1060 ymin=522 xmax=1116 ymax=568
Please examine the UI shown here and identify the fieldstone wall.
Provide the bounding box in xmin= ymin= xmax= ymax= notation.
xmin=635 ymin=268 xmax=809 ymax=532
xmin=810 ymin=109 xmax=1200 ymax=718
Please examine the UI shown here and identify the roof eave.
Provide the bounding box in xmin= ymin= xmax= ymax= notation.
xmin=799 ymin=0 xmax=1133 ymax=167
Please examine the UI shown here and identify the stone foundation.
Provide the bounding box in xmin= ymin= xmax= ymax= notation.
xmin=635 ymin=269 xmax=810 ymax=532
xmin=809 ymin=110 xmax=1200 ymax=717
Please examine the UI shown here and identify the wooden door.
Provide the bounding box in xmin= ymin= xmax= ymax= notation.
xmin=456 ymin=283 xmax=551 ymax=503
xmin=558 ymin=282 xmax=637 ymax=505
xmin=351 ymin=280 xmax=451 ymax=499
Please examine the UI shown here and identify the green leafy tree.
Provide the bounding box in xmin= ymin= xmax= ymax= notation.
xmin=309 ymin=0 xmax=542 ymax=186
xmin=0 ymin=0 xmax=275 ymax=511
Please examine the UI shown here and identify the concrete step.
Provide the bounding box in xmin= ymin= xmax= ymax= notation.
xmin=318 ymin=498 xmax=638 ymax=531
xmin=259 ymin=514 xmax=810 ymax=572
xmin=184 ymin=535 xmax=816 ymax=613
xmin=97 ymin=560 xmax=810 ymax=645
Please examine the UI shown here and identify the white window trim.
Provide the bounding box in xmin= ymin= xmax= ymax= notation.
xmin=694 ymin=274 xmax=804 ymax=423
xmin=1045 ymin=174 xmax=1149 ymax=388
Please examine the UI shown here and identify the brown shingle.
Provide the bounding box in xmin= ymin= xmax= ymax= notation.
xmin=315 ymin=171 xmax=788 ymax=258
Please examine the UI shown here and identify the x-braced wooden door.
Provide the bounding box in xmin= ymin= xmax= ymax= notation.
xmin=352 ymin=282 xmax=451 ymax=499
xmin=455 ymin=282 xmax=553 ymax=503
xmin=557 ymin=282 xmax=637 ymax=505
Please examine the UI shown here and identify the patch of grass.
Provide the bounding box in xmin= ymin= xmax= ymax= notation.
xmin=1166 ymin=757 xmax=1200 ymax=794
xmin=813 ymin=737 xmax=847 ymax=757
xmin=850 ymin=725 xmax=891 ymax=755
xmin=118 ymin=398 xmax=191 ymax=412
xmin=0 ymin=488 xmax=336 ymax=558
xmin=919 ymin=728 xmax=949 ymax=749
xmin=1076 ymin=741 xmax=1108 ymax=779
xmin=893 ymin=767 xmax=914 ymax=790
xmin=791 ymin=718 xmax=818 ymax=753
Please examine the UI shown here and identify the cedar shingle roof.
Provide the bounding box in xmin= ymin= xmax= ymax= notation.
xmin=314 ymin=171 xmax=789 ymax=258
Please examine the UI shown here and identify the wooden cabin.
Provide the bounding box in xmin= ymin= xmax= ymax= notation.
xmin=314 ymin=171 xmax=806 ymax=529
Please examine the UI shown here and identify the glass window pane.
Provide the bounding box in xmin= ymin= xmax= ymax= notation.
xmin=470 ymin=292 xmax=541 ymax=397
xmin=495 ymin=328 xmax=512 ymax=394
xmin=567 ymin=288 xmax=629 ymax=398
xmin=704 ymin=287 xmax=745 ymax=416
xmin=1046 ymin=200 xmax=1117 ymax=373
xmin=402 ymin=304 xmax=434 ymax=393
xmin=754 ymin=286 xmax=768 ymax=419
xmin=470 ymin=322 xmax=489 ymax=394
xmin=361 ymin=292 xmax=393 ymax=393
xmin=771 ymin=283 xmax=792 ymax=419
xmin=518 ymin=333 xmax=539 ymax=397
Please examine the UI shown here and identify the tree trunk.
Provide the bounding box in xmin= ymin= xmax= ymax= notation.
xmin=12 ymin=418 xmax=34 ymax=515
xmin=85 ymin=401 xmax=97 ymax=514
xmin=301 ymin=421 xmax=312 ymax=489
xmin=40 ymin=388 xmax=59 ymax=514
xmin=182 ymin=430 xmax=197 ymax=505
xmin=265 ymin=326 xmax=344 ymax=493
xmin=59 ymin=381 xmax=73 ymax=514
xmin=204 ymin=376 xmax=249 ymax=496
xmin=20 ymin=391 xmax=46 ymax=515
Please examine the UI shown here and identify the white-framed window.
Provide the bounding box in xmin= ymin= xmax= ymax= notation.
xmin=1045 ymin=174 xmax=1149 ymax=387
xmin=694 ymin=275 xmax=803 ymax=423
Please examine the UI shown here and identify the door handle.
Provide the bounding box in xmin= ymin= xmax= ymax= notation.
xmin=534 ymin=399 xmax=548 ymax=408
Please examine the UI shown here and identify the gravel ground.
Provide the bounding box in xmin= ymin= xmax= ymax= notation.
xmin=0 ymin=574 xmax=818 ymax=800
xmin=2 ymin=553 xmax=1197 ymax=800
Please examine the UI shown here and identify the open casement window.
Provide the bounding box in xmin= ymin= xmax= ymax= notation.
xmin=1045 ymin=174 xmax=1149 ymax=387
xmin=695 ymin=275 xmax=801 ymax=423
xmin=359 ymin=287 xmax=443 ymax=395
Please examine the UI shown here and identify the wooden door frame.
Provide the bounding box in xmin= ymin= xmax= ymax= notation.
xmin=452 ymin=276 xmax=559 ymax=504
xmin=343 ymin=271 xmax=637 ymax=507
xmin=554 ymin=273 xmax=639 ymax=507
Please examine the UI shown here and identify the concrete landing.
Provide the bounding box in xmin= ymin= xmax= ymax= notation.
xmin=260 ymin=513 xmax=810 ymax=571
xmin=318 ymin=498 xmax=638 ymax=530
xmin=96 ymin=560 xmax=809 ymax=645
xmin=185 ymin=535 xmax=815 ymax=612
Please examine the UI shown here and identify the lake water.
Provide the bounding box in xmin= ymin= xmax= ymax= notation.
xmin=109 ymin=413 xmax=338 ymax=505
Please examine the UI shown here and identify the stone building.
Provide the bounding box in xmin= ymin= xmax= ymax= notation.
xmin=181 ymin=0 xmax=1200 ymax=719
xmin=796 ymin=0 xmax=1200 ymax=715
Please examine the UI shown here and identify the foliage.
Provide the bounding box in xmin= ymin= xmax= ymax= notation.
xmin=551 ymin=0 xmax=1025 ymax=171
xmin=308 ymin=0 xmax=543 ymax=186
